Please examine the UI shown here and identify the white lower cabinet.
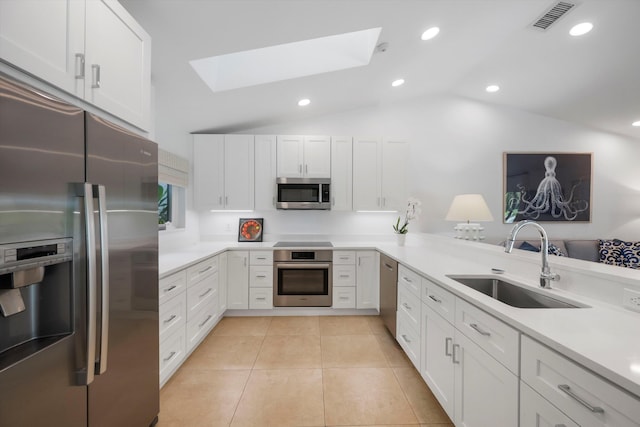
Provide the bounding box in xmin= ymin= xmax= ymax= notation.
xmin=418 ymin=277 xmax=519 ymax=427
xmin=159 ymin=255 xmax=222 ymax=387
xmin=227 ymin=251 xmax=249 ymax=310
xmin=249 ymin=288 xmax=273 ymax=309
xmin=521 ymin=335 xmax=640 ymax=427
xmin=332 ymin=286 xmax=356 ymax=308
xmin=356 ymin=250 xmax=378 ymax=309
xmin=520 ymin=381 xmax=579 ymax=427
xmin=332 ymin=251 xmax=356 ymax=309
xmin=249 ymin=251 xmax=273 ymax=309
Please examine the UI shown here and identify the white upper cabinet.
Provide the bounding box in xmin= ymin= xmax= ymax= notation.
xmin=194 ymin=134 xmax=255 ymax=211
xmin=330 ymin=136 xmax=353 ymax=211
xmin=0 ymin=0 xmax=151 ymax=131
xmin=0 ymin=0 xmax=85 ymax=96
xmin=254 ymin=135 xmax=277 ymax=210
xmin=353 ymin=137 xmax=408 ymax=211
xmin=84 ymin=0 xmax=151 ymax=131
xmin=277 ymin=135 xmax=330 ymax=178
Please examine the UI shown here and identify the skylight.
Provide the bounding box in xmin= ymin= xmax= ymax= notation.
xmin=190 ymin=27 xmax=382 ymax=93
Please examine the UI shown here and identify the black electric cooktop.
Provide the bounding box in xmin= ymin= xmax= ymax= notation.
xmin=273 ymin=241 xmax=333 ymax=248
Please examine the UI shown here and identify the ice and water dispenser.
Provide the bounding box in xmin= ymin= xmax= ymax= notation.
xmin=0 ymin=238 xmax=73 ymax=365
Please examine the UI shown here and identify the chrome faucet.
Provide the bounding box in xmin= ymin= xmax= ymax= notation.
xmin=504 ymin=220 xmax=560 ymax=289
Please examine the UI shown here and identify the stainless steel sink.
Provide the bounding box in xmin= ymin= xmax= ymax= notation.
xmin=446 ymin=275 xmax=585 ymax=309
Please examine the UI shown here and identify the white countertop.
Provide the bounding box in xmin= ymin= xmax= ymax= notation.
xmin=159 ymin=235 xmax=640 ymax=398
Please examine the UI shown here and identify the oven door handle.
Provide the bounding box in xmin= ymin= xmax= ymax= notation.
xmin=275 ymin=263 xmax=332 ymax=270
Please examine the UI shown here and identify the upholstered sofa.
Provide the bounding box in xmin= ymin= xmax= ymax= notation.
xmin=506 ymin=239 xmax=639 ymax=269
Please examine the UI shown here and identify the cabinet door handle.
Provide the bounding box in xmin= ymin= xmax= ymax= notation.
xmin=402 ymin=302 xmax=412 ymax=310
xmin=382 ymin=197 xmax=386 ymax=207
xmin=244 ymin=257 xmax=247 ymax=267
xmin=401 ymin=334 xmax=411 ymax=344
xmin=445 ymin=337 xmax=453 ymax=357
xmin=557 ymin=384 xmax=604 ymax=414
xmin=163 ymin=314 xmax=177 ymax=324
xmin=198 ymin=314 xmax=213 ymax=328
xmin=225 ymin=196 xmax=228 ymax=205
xmin=332 ymin=197 xmax=335 ymax=206
xmin=429 ymin=294 xmax=442 ymax=303
xmin=469 ymin=323 xmax=491 ymax=337
xmin=298 ymin=164 xmax=302 ymax=173
xmin=163 ymin=351 xmax=176 ymax=363
xmin=452 ymin=344 xmax=460 ymax=364
xmin=305 ymin=164 xmax=308 ymax=174
xmin=91 ymin=64 xmax=101 ymax=88
xmin=199 ymin=288 xmax=212 ymax=299
xmin=164 ymin=285 xmax=177 ymax=293
xmin=75 ymin=53 xmax=85 ymax=79
xmin=219 ymin=196 xmax=223 ymax=205
xmin=198 ymin=265 xmax=212 ymax=274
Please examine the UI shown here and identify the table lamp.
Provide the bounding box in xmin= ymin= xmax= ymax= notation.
xmin=445 ymin=194 xmax=494 ymax=240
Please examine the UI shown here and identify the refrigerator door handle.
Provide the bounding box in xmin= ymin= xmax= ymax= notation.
xmin=93 ymin=184 xmax=109 ymax=375
xmin=79 ymin=183 xmax=98 ymax=385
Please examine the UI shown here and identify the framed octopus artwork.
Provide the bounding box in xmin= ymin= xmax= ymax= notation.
xmin=503 ymin=152 xmax=592 ymax=223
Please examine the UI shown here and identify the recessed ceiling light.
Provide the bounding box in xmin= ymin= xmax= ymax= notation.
xmin=421 ymin=27 xmax=440 ymax=41
xmin=486 ymin=85 xmax=500 ymax=93
xmin=298 ymin=98 xmax=310 ymax=107
xmin=391 ymin=79 xmax=405 ymax=87
xmin=632 ymin=120 xmax=640 ymax=127
xmin=569 ymin=22 xmax=593 ymax=36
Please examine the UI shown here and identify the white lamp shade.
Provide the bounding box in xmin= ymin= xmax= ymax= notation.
xmin=445 ymin=194 xmax=494 ymax=222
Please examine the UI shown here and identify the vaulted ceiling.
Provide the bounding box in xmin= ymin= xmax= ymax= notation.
xmin=120 ymin=0 xmax=640 ymax=144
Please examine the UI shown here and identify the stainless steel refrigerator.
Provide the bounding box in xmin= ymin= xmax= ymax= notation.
xmin=0 ymin=74 xmax=159 ymax=426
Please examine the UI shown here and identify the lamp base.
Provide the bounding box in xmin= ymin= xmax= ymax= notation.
xmin=453 ymin=223 xmax=485 ymax=241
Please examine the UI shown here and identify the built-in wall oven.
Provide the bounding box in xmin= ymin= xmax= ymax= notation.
xmin=273 ymin=247 xmax=333 ymax=307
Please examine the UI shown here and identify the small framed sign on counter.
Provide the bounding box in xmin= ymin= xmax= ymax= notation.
xmin=238 ymin=218 xmax=264 ymax=242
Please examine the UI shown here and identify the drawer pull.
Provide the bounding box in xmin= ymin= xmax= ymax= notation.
xmin=469 ymin=323 xmax=491 ymax=337
xmin=256 ymin=257 xmax=266 ymax=260
xmin=445 ymin=337 xmax=453 ymax=357
xmin=557 ymin=384 xmax=604 ymax=414
xmin=401 ymin=334 xmax=411 ymax=344
xmin=402 ymin=302 xmax=412 ymax=310
xmin=198 ymin=314 xmax=213 ymax=328
xmin=199 ymin=288 xmax=213 ymax=298
xmin=403 ymin=276 xmax=413 ymax=283
xmin=256 ymin=297 xmax=267 ymax=301
xmin=384 ymin=263 xmax=394 ymax=271
xmin=163 ymin=314 xmax=177 ymax=324
xmin=339 ymin=274 xmax=350 ymax=278
xmin=339 ymin=256 xmax=350 ymax=260
xmin=164 ymin=285 xmax=177 ymax=293
xmin=198 ymin=265 xmax=213 ymax=274
xmin=163 ymin=351 xmax=176 ymax=362
xmin=256 ymin=275 xmax=267 ymax=278
xmin=339 ymin=296 xmax=349 ymax=300
xmin=452 ymin=344 xmax=460 ymax=364
xmin=428 ymin=295 xmax=442 ymax=303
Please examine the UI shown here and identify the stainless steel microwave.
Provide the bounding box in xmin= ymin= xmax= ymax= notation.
xmin=276 ymin=177 xmax=331 ymax=210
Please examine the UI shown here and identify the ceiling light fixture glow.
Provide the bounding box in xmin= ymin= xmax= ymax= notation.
xmin=421 ymin=27 xmax=440 ymax=41
xmin=632 ymin=120 xmax=640 ymax=127
xmin=569 ymin=22 xmax=593 ymax=36
xmin=486 ymin=85 xmax=500 ymax=93
xmin=392 ymin=79 xmax=405 ymax=87
xmin=298 ymin=98 xmax=311 ymax=107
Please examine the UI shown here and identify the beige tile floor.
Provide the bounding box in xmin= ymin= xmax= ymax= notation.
xmin=157 ymin=315 xmax=454 ymax=427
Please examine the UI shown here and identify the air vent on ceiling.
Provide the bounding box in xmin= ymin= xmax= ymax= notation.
xmin=531 ymin=1 xmax=576 ymax=30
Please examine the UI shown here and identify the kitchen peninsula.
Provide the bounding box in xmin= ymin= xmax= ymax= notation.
xmin=159 ymin=233 xmax=640 ymax=427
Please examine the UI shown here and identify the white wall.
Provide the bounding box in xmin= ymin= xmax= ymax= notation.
xmin=208 ymin=94 xmax=640 ymax=242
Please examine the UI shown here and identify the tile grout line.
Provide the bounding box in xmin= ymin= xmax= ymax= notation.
xmin=391 ymin=365 xmax=423 ymax=426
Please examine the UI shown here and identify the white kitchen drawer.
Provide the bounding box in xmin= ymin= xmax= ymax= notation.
xmin=159 ymin=293 xmax=186 ymax=343
xmin=186 ymin=256 xmax=218 ymax=287
xmin=396 ymin=311 xmax=420 ymax=370
xmin=249 ymin=287 xmax=273 ymax=309
xmin=159 ymin=328 xmax=186 ymax=387
xmin=250 ymin=250 xmax=273 ymax=265
xmin=186 ymin=299 xmax=219 ymax=353
xmin=398 ymin=281 xmax=421 ymax=331
xmin=159 ymin=270 xmax=186 ymax=305
xmin=332 ymin=286 xmax=356 ymax=308
xmin=422 ymin=278 xmax=455 ymax=325
xmin=249 ymin=265 xmax=273 ymax=288
xmin=522 ymin=336 xmax=640 ymax=427
xmin=520 ymin=381 xmax=579 ymax=427
xmin=333 ymin=265 xmax=356 ymax=286
xmin=333 ymin=250 xmax=356 ymax=265
xmin=455 ymin=298 xmax=519 ymax=375
xmin=398 ymin=264 xmax=421 ymax=298
xmin=186 ymin=272 xmax=218 ymax=319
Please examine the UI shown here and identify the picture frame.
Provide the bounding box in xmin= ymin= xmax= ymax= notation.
xmin=503 ymin=152 xmax=592 ymax=223
xmin=238 ymin=218 xmax=264 ymax=242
